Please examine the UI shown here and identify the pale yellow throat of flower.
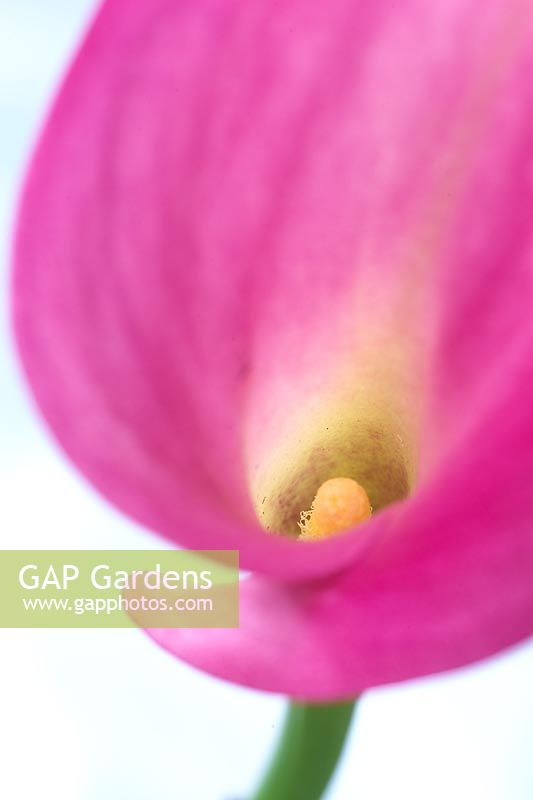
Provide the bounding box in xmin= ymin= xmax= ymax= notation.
xmin=298 ymin=477 xmax=372 ymax=541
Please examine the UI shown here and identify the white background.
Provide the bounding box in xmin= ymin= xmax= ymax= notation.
xmin=1 ymin=2 xmax=532 ymax=798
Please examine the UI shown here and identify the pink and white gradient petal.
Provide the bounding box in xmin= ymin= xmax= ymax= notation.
xmin=12 ymin=0 xmax=533 ymax=695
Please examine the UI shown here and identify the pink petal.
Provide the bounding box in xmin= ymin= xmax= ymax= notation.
xmin=12 ymin=0 xmax=533 ymax=694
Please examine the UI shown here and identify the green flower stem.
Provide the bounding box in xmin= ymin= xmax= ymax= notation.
xmin=250 ymin=699 xmax=357 ymax=800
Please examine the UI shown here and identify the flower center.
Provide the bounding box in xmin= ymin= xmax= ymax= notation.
xmin=298 ymin=477 xmax=372 ymax=540
xmin=251 ymin=392 xmax=415 ymax=539
xmin=248 ymin=339 xmax=419 ymax=540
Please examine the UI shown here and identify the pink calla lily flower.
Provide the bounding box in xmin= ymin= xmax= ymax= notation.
xmin=12 ymin=0 xmax=533 ymax=700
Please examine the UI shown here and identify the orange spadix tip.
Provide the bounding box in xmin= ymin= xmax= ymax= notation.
xmin=298 ymin=477 xmax=372 ymax=540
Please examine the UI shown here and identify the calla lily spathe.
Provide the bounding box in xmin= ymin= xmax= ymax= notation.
xmin=12 ymin=0 xmax=533 ymax=699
